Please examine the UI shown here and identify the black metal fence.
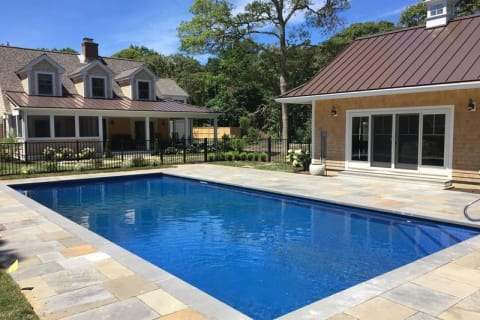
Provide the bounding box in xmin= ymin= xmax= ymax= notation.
xmin=0 ymin=138 xmax=311 ymax=177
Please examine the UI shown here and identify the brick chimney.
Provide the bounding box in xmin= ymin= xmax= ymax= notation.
xmin=81 ymin=37 xmax=98 ymax=62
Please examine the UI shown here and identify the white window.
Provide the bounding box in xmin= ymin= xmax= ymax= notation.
xmin=36 ymin=72 xmax=54 ymax=96
xmin=91 ymin=77 xmax=106 ymax=98
xmin=430 ymin=4 xmax=444 ymax=17
xmin=137 ymin=80 xmax=151 ymax=100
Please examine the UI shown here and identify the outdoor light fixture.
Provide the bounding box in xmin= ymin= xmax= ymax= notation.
xmin=468 ymin=98 xmax=476 ymax=112
xmin=331 ymin=106 xmax=338 ymax=117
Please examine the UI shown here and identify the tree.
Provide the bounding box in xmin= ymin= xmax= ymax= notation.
xmin=178 ymin=0 xmax=350 ymax=139
xmin=398 ymin=2 xmax=427 ymax=27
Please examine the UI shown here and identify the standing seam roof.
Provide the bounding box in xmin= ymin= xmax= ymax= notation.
xmin=282 ymin=14 xmax=480 ymax=98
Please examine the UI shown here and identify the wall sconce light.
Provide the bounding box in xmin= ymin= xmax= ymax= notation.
xmin=468 ymin=98 xmax=476 ymax=112
xmin=331 ymin=106 xmax=338 ymax=117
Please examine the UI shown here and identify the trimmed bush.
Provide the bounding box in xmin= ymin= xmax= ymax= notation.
xmin=60 ymin=147 xmax=75 ymax=160
xmin=239 ymin=152 xmax=247 ymax=161
xmin=43 ymin=146 xmax=56 ymax=161
xmin=131 ymin=156 xmax=147 ymax=167
xmin=225 ymin=151 xmax=234 ymax=161
xmin=165 ymin=147 xmax=177 ymax=155
xmin=247 ymin=153 xmax=254 ymax=161
xmin=260 ymin=152 xmax=267 ymax=162
xmin=208 ymin=153 xmax=215 ymax=162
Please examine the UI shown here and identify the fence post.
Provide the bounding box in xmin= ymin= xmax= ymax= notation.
xmin=23 ymin=141 xmax=28 ymax=163
xmin=160 ymin=144 xmax=164 ymax=165
xmin=183 ymin=138 xmax=187 ymax=163
xmin=267 ymin=137 xmax=272 ymax=162
xmin=76 ymin=140 xmax=80 ymax=162
xmin=204 ymin=138 xmax=208 ymax=162
xmin=121 ymin=142 xmax=124 ymax=162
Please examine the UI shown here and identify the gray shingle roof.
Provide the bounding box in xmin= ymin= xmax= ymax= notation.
xmin=0 ymin=46 xmax=144 ymax=97
xmin=156 ymin=79 xmax=188 ymax=98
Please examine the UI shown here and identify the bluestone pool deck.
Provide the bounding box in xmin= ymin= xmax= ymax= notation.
xmin=1 ymin=164 xmax=480 ymax=320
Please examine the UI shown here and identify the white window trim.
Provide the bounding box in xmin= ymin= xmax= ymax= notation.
xmin=136 ymin=79 xmax=151 ymax=101
xmin=35 ymin=71 xmax=56 ymax=96
xmin=90 ymin=76 xmax=107 ymax=98
xmin=345 ymin=105 xmax=453 ymax=178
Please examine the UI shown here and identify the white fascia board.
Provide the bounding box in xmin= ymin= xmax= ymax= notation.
xmin=276 ymin=81 xmax=480 ymax=104
xmin=17 ymin=107 xmax=221 ymax=119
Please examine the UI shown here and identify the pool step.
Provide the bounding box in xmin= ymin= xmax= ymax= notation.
xmin=338 ymin=169 xmax=452 ymax=189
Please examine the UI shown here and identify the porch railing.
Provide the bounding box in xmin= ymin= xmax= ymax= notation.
xmin=0 ymin=138 xmax=311 ymax=177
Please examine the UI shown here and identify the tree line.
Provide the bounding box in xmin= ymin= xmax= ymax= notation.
xmin=51 ymin=0 xmax=480 ymax=141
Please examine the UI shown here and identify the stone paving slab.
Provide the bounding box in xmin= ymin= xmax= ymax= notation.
xmin=2 ymin=165 xmax=480 ymax=320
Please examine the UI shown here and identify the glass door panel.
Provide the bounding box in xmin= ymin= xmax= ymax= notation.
xmin=395 ymin=114 xmax=419 ymax=169
xmin=422 ymin=114 xmax=445 ymax=166
xmin=371 ymin=115 xmax=392 ymax=168
xmin=351 ymin=116 xmax=369 ymax=161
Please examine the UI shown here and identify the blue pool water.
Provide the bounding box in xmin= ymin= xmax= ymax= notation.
xmin=16 ymin=174 xmax=479 ymax=319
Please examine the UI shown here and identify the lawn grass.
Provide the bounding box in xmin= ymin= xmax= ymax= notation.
xmin=0 ymin=271 xmax=39 ymax=320
xmin=213 ymin=161 xmax=297 ymax=173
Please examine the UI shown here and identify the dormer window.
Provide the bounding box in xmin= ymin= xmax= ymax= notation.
xmin=37 ymin=72 xmax=54 ymax=96
xmin=137 ymin=80 xmax=151 ymax=100
xmin=430 ymin=4 xmax=444 ymax=17
xmin=91 ymin=76 xmax=106 ymax=98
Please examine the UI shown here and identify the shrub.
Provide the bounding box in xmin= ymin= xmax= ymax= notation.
xmin=208 ymin=153 xmax=215 ymax=162
xmin=186 ymin=143 xmax=200 ymax=154
xmin=152 ymin=139 xmax=160 ymax=156
xmin=105 ymin=139 xmax=112 ymax=158
xmin=253 ymin=152 xmax=260 ymax=161
xmin=231 ymin=138 xmax=245 ymax=152
xmin=131 ymin=156 xmax=147 ymax=167
xmin=45 ymin=162 xmax=57 ymax=172
xmin=121 ymin=159 xmax=133 ymax=168
xmin=260 ymin=152 xmax=267 ymax=162
xmin=43 ymin=146 xmax=56 ymax=161
xmin=233 ymin=151 xmax=240 ymax=161
xmin=60 ymin=147 xmax=75 ymax=160
xmin=247 ymin=153 xmax=254 ymax=161
xmin=286 ymin=149 xmax=311 ymax=171
xmin=91 ymin=158 xmax=103 ymax=169
xmin=165 ymin=147 xmax=177 ymax=155
xmin=79 ymin=147 xmax=96 ymax=159
xmin=151 ymin=158 xmax=161 ymax=166
xmin=247 ymin=127 xmax=259 ymax=141
xmin=221 ymin=134 xmax=231 ymax=151
xmin=73 ymin=163 xmax=89 ymax=172
xmin=225 ymin=151 xmax=234 ymax=161
xmin=20 ymin=165 xmax=35 ymax=175
xmin=216 ymin=152 xmax=225 ymax=161
xmin=239 ymin=152 xmax=247 ymax=161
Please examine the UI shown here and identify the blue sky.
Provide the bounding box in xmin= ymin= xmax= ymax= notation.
xmin=0 ymin=0 xmax=418 ymax=57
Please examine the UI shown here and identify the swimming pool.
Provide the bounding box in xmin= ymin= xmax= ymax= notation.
xmin=15 ymin=174 xmax=480 ymax=319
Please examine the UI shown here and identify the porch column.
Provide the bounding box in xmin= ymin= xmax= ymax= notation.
xmin=145 ymin=116 xmax=150 ymax=151
xmin=213 ymin=118 xmax=218 ymax=144
xmin=98 ymin=116 xmax=104 ymax=153
xmin=184 ymin=117 xmax=190 ymax=140
xmin=23 ymin=113 xmax=28 ymax=141
xmin=311 ymin=101 xmax=321 ymax=165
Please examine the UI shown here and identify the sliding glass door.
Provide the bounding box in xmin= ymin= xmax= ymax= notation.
xmin=371 ymin=115 xmax=392 ymax=168
xmin=348 ymin=108 xmax=450 ymax=174
xmin=395 ymin=114 xmax=419 ymax=170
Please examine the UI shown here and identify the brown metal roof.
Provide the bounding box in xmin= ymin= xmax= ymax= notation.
xmin=6 ymin=92 xmax=218 ymax=115
xmin=283 ymin=14 xmax=480 ymax=99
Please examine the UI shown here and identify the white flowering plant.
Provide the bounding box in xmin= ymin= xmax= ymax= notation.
xmin=286 ymin=148 xmax=311 ymax=171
